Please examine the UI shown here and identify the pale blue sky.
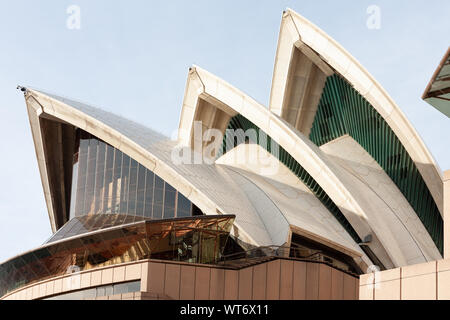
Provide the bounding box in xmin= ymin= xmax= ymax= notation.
xmin=0 ymin=0 xmax=448 ymax=262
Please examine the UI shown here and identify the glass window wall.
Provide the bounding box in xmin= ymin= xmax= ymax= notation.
xmin=69 ymin=130 xmax=198 ymax=220
xmin=45 ymin=280 xmax=141 ymax=300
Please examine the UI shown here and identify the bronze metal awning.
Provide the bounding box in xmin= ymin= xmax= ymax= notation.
xmin=0 ymin=215 xmax=235 ymax=298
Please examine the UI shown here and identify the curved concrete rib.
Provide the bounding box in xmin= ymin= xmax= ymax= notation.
xmin=269 ymin=9 xmax=443 ymax=215
xmin=320 ymin=136 xmax=442 ymax=264
xmin=216 ymin=143 xmax=365 ymax=262
xmin=178 ymin=66 xmax=406 ymax=268
xmin=26 ymin=95 xmax=58 ymax=231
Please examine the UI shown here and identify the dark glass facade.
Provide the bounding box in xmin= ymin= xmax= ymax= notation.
xmin=45 ymin=281 xmax=140 ymax=300
xmin=69 ymin=130 xmax=195 ymax=220
xmin=0 ymin=128 xmax=230 ymax=299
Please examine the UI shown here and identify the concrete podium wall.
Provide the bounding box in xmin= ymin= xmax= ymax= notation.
xmin=360 ymin=259 xmax=450 ymax=300
xmin=2 ymin=258 xmax=358 ymax=300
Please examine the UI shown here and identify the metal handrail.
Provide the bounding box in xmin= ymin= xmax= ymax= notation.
xmin=218 ymin=245 xmax=357 ymax=276
xmin=220 ymin=245 xmax=325 ymax=262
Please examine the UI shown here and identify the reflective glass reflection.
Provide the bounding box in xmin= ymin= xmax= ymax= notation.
xmin=69 ymin=130 xmax=197 ymax=220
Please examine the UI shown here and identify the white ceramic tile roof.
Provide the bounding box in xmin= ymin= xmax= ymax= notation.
xmin=320 ymin=135 xmax=442 ymax=264
xmin=32 ymin=91 xmax=368 ymax=256
xmin=216 ymin=143 xmax=364 ymax=256
xmin=33 ymin=90 xmax=276 ymax=246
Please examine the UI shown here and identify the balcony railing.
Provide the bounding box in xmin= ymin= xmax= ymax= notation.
xmin=218 ymin=245 xmax=358 ymax=276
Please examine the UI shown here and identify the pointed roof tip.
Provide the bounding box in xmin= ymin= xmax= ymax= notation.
xmin=283 ymin=8 xmax=294 ymax=15
xmin=284 ymin=8 xmax=308 ymax=21
xmin=189 ymin=64 xmax=210 ymax=76
xmin=189 ymin=65 xmax=198 ymax=73
xmin=17 ymin=85 xmax=27 ymax=93
xmin=191 ymin=64 xmax=204 ymax=71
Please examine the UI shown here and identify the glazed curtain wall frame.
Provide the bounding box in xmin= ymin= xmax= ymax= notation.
xmin=0 ymin=215 xmax=234 ymax=298
xmin=309 ymin=74 xmax=443 ymax=253
xmin=70 ymin=130 xmax=197 ymax=221
xmin=46 ymin=214 xmax=148 ymax=244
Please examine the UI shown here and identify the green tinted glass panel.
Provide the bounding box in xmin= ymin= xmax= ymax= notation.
xmin=309 ymin=74 xmax=443 ymax=253
xmin=219 ymin=114 xmax=362 ymax=245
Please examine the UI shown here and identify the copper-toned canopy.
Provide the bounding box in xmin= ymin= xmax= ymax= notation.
xmin=0 ymin=215 xmax=234 ymax=298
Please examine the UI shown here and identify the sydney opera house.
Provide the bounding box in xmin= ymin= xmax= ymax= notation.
xmin=1 ymin=9 xmax=449 ymax=300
